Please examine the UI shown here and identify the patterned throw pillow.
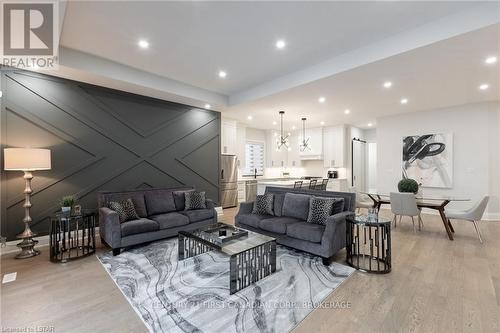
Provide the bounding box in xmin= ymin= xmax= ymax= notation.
xmin=184 ymin=191 xmax=206 ymax=210
xmin=306 ymin=196 xmax=336 ymax=225
xmin=108 ymin=198 xmax=139 ymax=223
xmin=252 ymin=194 xmax=274 ymax=215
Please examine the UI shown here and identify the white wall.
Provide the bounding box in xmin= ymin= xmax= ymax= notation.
xmin=376 ymin=102 xmax=499 ymax=219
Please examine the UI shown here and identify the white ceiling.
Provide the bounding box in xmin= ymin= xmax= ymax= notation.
xmin=61 ymin=1 xmax=478 ymax=95
xmin=54 ymin=1 xmax=500 ymax=130
xmin=225 ymin=24 xmax=500 ymax=129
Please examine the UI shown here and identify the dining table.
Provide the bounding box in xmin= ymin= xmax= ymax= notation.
xmin=360 ymin=192 xmax=470 ymax=240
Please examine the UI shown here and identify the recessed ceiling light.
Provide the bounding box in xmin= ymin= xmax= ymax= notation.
xmin=485 ymin=56 xmax=497 ymax=64
xmin=275 ymin=39 xmax=286 ymax=49
xmin=320 ymin=121 xmax=325 ymax=126
xmin=138 ymin=39 xmax=149 ymax=49
xmin=204 ymin=104 xmax=211 ymax=109
xmin=344 ymin=109 xmax=351 ymax=115
xmin=383 ymin=81 xmax=392 ymax=88
xmin=318 ymin=97 xmax=326 ymax=103
xmin=218 ymin=71 xmax=227 ymax=78
xmin=272 ymin=121 xmax=277 ymax=125
xmin=247 ymin=115 xmax=253 ymax=120
xmin=479 ymin=83 xmax=489 ymax=90
xmin=400 ymin=98 xmax=408 ymax=104
xmin=368 ymin=123 xmax=373 ymax=127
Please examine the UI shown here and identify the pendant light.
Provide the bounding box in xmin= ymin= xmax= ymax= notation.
xmin=300 ymin=117 xmax=311 ymax=152
xmin=276 ymin=111 xmax=290 ymax=151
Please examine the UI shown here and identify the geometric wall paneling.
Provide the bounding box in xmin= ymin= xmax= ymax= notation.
xmin=1 ymin=70 xmax=220 ymax=240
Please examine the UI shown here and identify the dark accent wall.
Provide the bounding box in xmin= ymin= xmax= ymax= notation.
xmin=0 ymin=70 xmax=220 ymax=241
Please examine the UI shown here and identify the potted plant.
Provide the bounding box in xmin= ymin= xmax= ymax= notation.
xmin=397 ymin=178 xmax=419 ymax=194
xmin=59 ymin=195 xmax=76 ymax=214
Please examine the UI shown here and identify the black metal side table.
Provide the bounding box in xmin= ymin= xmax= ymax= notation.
xmin=49 ymin=210 xmax=97 ymax=263
xmin=346 ymin=214 xmax=392 ymax=274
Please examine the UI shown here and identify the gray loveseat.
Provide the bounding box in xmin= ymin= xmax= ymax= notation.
xmin=235 ymin=186 xmax=355 ymax=265
xmin=98 ymin=187 xmax=217 ymax=255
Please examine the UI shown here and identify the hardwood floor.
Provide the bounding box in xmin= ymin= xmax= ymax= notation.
xmin=1 ymin=209 xmax=499 ymax=332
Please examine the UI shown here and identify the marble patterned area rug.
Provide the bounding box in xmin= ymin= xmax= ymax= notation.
xmin=98 ymin=238 xmax=355 ymax=333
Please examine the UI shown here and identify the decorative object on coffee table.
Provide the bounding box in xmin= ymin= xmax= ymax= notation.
xmin=3 ymin=148 xmax=51 ymax=259
xmin=346 ymin=214 xmax=392 ymax=274
xmin=49 ymin=210 xmax=97 ymax=263
xmin=179 ymin=222 xmax=276 ymax=294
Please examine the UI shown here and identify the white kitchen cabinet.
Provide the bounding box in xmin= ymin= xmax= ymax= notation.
xmin=323 ymin=125 xmax=346 ymax=168
xmin=266 ymin=130 xmax=287 ymax=167
xmin=299 ymin=127 xmax=323 ymax=160
xmin=236 ymin=125 xmax=246 ymax=169
xmin=221 ymin=119 xmax=237 ymax=155
xmin=287 ymin=130 xmax=302 ymax=167
xmin=237 ymin=181 xmax=246 ymax=202
xmin=326 ymin=178 xmax=348 ymax=192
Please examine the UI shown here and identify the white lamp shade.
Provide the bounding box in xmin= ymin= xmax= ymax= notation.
xmin=3 ymin=148 xmax=51 ymax=171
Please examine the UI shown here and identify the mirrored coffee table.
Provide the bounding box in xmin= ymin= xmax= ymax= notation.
xmin=178 ymin=223 xmax=276 ymax=294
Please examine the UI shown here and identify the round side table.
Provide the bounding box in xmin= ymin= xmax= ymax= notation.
xmin=49 ymin=210 xmax=97 ymax=263
xmin=346 ymin=214 xmax=392 ymax=274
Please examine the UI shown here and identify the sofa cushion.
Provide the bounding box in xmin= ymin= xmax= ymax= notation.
xmin=287 ymin=222 xmax=325 ymax=243
xmin=173 ymin=190 xmax=195 ymax=210
xmin=282 ymin=193 xmax=311 ymax=220
xmin=180 ymin=209 xmax=214 ymax=223
xmin=120 ymin=218 xmax=159 ymax=237
xmin=104 ymin=193 xmax=147 ymax=218
xmin=185 ymin=191 xmax=207 ymax=210
xmin=258 ymin=217 xmax=301 ymax=234
xmin=307 ymin=196 xmax=336 ymax=225
xmin=236 ymin=214 xmax=273 ymax=229
xmin=273 ymin=193 xmax=285 ymax=217
xmin=149 ymin=212 xmax=189 ymax=229
xmin=145 ymin=190 xmax=176 ymax=215
xmin=252 ymin=194 xmax=274 ymax=215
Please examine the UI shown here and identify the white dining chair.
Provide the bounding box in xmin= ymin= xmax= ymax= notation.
xmin=349 ymin=186 xmax=373 ymax=213
xmin=390 ymin=192 xmax=423 ymax=232
xmin=445 ymin=196 xmax=489 ymax=243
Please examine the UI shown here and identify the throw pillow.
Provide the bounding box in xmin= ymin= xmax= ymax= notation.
xmin=332 ymin=198 xmax=345 ymax=215
xmin=108 ymin=198 xmax=139 ymax=223
xmin=184 ymin=191 xmax=207 ymax=210
xmin=252 ymin=194 xmax=274 ymax=215
xmin=307 ymin=196 xmax=336 ymax=225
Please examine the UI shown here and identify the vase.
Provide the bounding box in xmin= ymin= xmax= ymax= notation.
xmin=61 ymin=206 xmax=71 ymax=214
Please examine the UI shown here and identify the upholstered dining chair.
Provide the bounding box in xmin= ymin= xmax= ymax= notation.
xmin=445 ymin=196 xmax=489 ymax=243
xmin=348 ymin=187 xmax=373 ymax=213
xmin=390 ymin=192 xmax=423 ymax=232
xmin=294 ymin=181 xmax=303 ymax=189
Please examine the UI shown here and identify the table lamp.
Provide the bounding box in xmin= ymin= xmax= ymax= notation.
xmin=3 ymin=148 xmax=51 ymax=259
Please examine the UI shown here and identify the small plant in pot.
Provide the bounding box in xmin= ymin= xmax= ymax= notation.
xmin=398 ymin=178 xmax=419 ymax=194
xmin=59 ymin=195 xmax=76 ymax=214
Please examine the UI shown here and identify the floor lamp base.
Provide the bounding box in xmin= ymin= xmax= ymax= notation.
xmin=15 ymin=237 xmax=40 ymax=259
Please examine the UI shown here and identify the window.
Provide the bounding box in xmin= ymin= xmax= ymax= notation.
xmin=244 ymin=142 xmax=264 ymax=176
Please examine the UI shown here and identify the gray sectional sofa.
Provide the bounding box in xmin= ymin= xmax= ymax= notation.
xmin=235 ymin=186 xmax=355 ymax=264
xmin=98 ymin=187 xmax=217 ymax=255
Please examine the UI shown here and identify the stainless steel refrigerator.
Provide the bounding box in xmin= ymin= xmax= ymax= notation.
xmin=220 ymin=154 xmax=238 ymax=208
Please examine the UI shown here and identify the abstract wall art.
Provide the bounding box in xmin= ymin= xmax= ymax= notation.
xmin=402 ymin=133 xmax=453 ymax=188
